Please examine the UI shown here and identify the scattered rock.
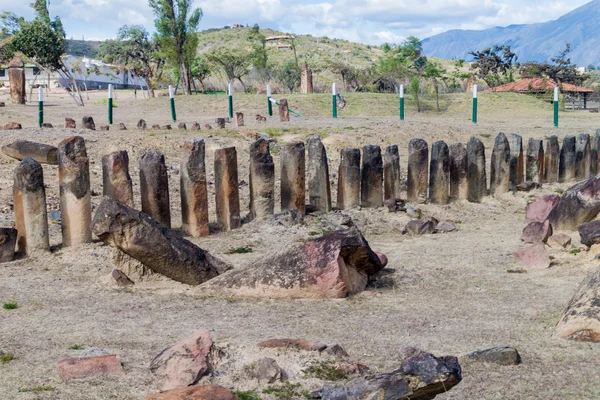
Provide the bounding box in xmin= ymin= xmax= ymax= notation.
xmin=548 ymin=176 xmax=600 ymax=232
xmin=118 ymin=122 xmax=127 ymax=130
xmin=384 ymin=198 xmax=406 ymax=212
xmin=204 ymin=124 xmax=213 ymax=130
xmin=324 ymin=344 xmax=349 ymax=359
xmin=402 ymin=219 xmax=436 ymax=235
xmin=579 ymin=220 xmax=600 ymax=247
xmin=2 ymin=140 xmax=58 ymax=165
xmin=513 ymin=243 xmax=550 ymax=270
xmin=82 ymin=116 xmax=96 ymax=130
xmin=258 ymin=338 xmax=312 ymax=351
xmin=375 ymin=252 xmax=388 ymax=267
xmin=521 ymin=220 xmax=552 ymax=243
xmin=162 ymin=124 xmax=172 ymax=130
xmin=112 ymin=269 xmax=134 ymax=287
xmin=41 ymin=122 xmax=53 ymax=128
xmin=178 ymin=122 xmax=187 ymax=130
xmin=57 ymin=355 xmax=125 ymax=381
xmin=137 ymin=119 xmax=147 ymax=130
xmin=516 ymin=181 xmax=540 ymax=192
xmin=435 ymin=221 xmax=457 ymax=233
xmin=548 ymin=233 xmax=572 ymax=249
xmin=0 ymin=228 xmax=17 ymax=263
xmin=100 ymin=125 xmax=110 ymax=131
xmin=0 ymin=102 xmax=4 ymax=107
xmin=525 ymin=194 xmax=560 ymax=222
xmin=247 ymin=357 xmax=285 ymax=384
xmin=64 ymin=118 xmax=76 ymax=128
xmin=152 ymin=124 xmax=161 ymax=130
xmin=3 ymin=122 xmax=22 ymax=130
xmin=464 ymin=347 xmax=522 ymax=366
xmin=145 ymin=385 xmax=238 ymax=400
xmin=216 ymin=118 xmax=226 ymax=129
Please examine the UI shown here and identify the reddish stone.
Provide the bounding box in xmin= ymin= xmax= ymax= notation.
xmin=4 ymin=122 xmax=22 ymax=130
xmin=402 ymin=219 xmax=436 ymax=235
xmin=65 ymin=118 xmax=76 ymax=128
xmin=526 ymin=194 xmax=560 ymax=223
xmin=57 ymin=355 xmax=125 ymax=381
xmin=513 ymin=243 xmax=550 ymax=270
xmin=258 ymin=338 xmax=312 ymax=351
xmin=145 ymin=385 xmax=238 ymax=400
xmin=375 ymin=252 xmax=388 ymax=267
xmin=435 ymin=221 xmax=457 ymax=233
xmin=204 ymin=124 xmax=213 ymax=130
xmin=521 ymin=220 xmax=552 ymax=243
xmin=548 ymin=233 xmax=572 ymax=249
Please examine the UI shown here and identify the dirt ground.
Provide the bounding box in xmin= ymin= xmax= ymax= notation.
xmin=1 ymin=90 xmax=600 ymax=399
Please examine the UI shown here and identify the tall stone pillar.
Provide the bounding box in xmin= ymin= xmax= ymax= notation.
xmin=467 ymin=137 xmax=487 ymax=203
xmin=575 ymin=133 xmax=591 ymax=180
xmin=337 ymin=149 xmax=361 ymax=210
xmin=279 ymin=99 xmax=290 ymax=122
xmin=449 ymin=143 xmax=468 ymax=200
xmin=102 ymin=151 xmax=134 ymax=207
xmin=307 ymin=135 xmax=331 ymax=212
xmin=510 ymin=134 xmax=524 ymax=190
xmin=591 ymin=131 xmax=600 ymax=177
xmin=526 ymin=139 xmax=544 ymax=184
xmin=361 ymin=145 xmax=383 ymax=208
xmin=249 ymin=138 xmax=275 ymax=220
xmin=181 ymin=139 xmax=209 ymax=237
xmin=8 ymin=58 xmax=26 ymax=105
xmin=214 ymin=147 xmax=241 ymax=231
xmin=559 ymin=135 xmax=576 ymax=183
xmin=429 ymin=141 xmax=450 ymax=205
xmin=545 ymin=136 xmax=560 ymax=184
xmin=301 ymin=63 xmax=314 ymax=94
xmin=490 ymin=133 xmax=510 ymax=196
xmin=281 ymin=142 xmax=305 ymax=213
xmin=407 ymin=139 xmax=428 ymax=202
xmin=384 ymin=145 xmax=401 ymax=200
xmin=139 ymin=150 xmax=171 ymax=228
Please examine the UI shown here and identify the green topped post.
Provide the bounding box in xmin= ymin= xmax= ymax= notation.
xmin=108 ymin=84 xmax=113 ymax=125
xmin=472 ymin=84 xmax=478 ymax=124
xmin=332 ymin=82 xmax=337 ymax=119
xmin=38 ymin=87 xmax=44 ymax=128
xmin=169 ymin=85 xmax=177 ymax=122
xmin=228 ymin=83 xmax=233 ymax=119
xmin=554 ymin=87 xmax=559 ymax=128
xmin=400 ymin=84 xmax=405 ymax=121
xmin=267 ymin=84 xmax=273 ymax=117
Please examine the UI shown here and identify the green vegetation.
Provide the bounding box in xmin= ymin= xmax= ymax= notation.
xmin=93 ymin=98 xmax=118 ymax=107
xmin=234 ymin=389 xmax=262 ymax=400
xmin=69 ymin=344 xmax=85 ymax=350
xmin=18 ymin=386 xmax=55 ymax=393
xmin=569 ymin=249 xmax=582 ymax=255
xmin=263 ymin=383 xmax=311 ymax=399
xmin=226 ymin=245 xmax=253 ymax=255
xmin=3 ymin=301 xmax=18 ymax=310
xmin=1 ymin=352 xmax=15 ymax=364
xmin=303 ymin=361 xmax=348 ymax=381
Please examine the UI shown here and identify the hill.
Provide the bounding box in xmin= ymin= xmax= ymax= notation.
xmin=422 ymin=0 xmax=600 ymax=66
xmin=65 ymin=40 xmax=102 ymax=58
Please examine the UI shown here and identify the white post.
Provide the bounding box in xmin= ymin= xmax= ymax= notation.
xmin=332 ymin=83 xmax=337 ymax=118
xmin=554 ymin=87 xmax=559 ymax=102
xmin=400 ymin=84 xmax=404 ymax=98
xmin=332 ymin=82 xmax=336 ymax=96
xmin=38 ymin=86 xmax=43 ymax=102
xmin=228 ymin=83 xmax=233 ymax=97
xmin=108 ymin=84 xmax=113 ymax=99
xmin=169 ymin=85 xmax=174 ymax=99
xmin=267 ymin=84 xmax=271 ymax=98
xmin=473 ymin=84 xmax=478 ymax=99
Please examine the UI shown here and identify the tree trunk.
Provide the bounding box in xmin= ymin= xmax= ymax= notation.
xmin=200 ymin=79 xmax=206 ymax=94
xmin=179 ymin=52 xmax=191 ymax=95
xmin=237 ymin=77 xmax=247 ymax=93
xmin=435 ymin=83 xmax=440 ymax=112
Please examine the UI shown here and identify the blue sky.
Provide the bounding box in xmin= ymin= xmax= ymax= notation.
xmin=0 ymin=0 xmax=591 ymax=44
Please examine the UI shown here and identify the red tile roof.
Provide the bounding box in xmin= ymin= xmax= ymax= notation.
xmin=484 ymin=78 xmax=593 ymax=93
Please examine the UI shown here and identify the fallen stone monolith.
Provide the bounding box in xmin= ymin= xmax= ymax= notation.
xmin=464 ymin=347 xmax=521 ymax=366
xmin=576 ymin=133 xmax=591 ymax=180
xmin=307 ymin=135 xmax=332 ymax=212
xmin=578 ymin=220 xmax=600 ymax=247
xmin=559 ymin=136 xmax=576 ymax=183
xmin=8 ymin=58 xmax=25 ymax=104
xmin=2 ymin=140 xmax=58 ymax=165
xmin=214 ymin=147 xmax=241 ymax=231
xmin=281 ymin=141 xmax=305 ymax=213
xmin=58 ymin=136 xmax=92 ymax=246
xmin=198 ymin=227 xmax=384 ymax=299
xmin=407 ymin=139 xmax=428 ymax=202
xmin=429 ymin=141 xmax=450 ymax=204
xmin=449 ymin=143 xmax=468 ymax=200
xmin=0 ymin=228 xmax=17 ymax=263
xmin=13 ymin=158 xmax=49 ymax=255
xmin=249 ymin=138 xmax=275 ymax=220
xmin=521 ymin=220 xmax=552 ymax=243
xmin=545 ymin=135 xmax=560 ymax=183
xmin=140 ymin=150 xmax=171 ymax=228
xmin=361 ymin=145 xmax=383 ymax=208
xmin=92 ymin=196 xmax=231 ymax=285
xmin=547 ymin=175 xmax=600 ymax=232
xmin=525 ymin=194 xmax=560 ymax=222
xmin=181 ymin=139 xmax=209 ymax=237
xmin=102 ymin=151 xmax=134 ymax=207
xmin=490 ymin=132 xmax=510 ymax=196
xmin=383 ymin=145 xmax=401 ymax=201
xmin=526 ymin=138 xmax=544 ymax=184
xmin=81 ymin=116 xmax=96 ymax=130
xmin=57 ymin=355 xmax=125 ymax=381
xmin=510 ymin=134 xmax=524 ymax=190
xmin=337 ymin=149 xmax=360 ymax=209
xmin=279 ymin=99 xmax=290 ymax=122
xmin=513 ymin=243 xmax=550 ymax=270
xmin=467 ymin=137 xmax=487 ymax=203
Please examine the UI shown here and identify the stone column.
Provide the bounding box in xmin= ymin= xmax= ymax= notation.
xmin=249 ymin=138 xmax=275 ymax=220
xmin=384 ymin=145 xmax=401 ymax=200
xmin=306 ymin=135 xmax=332 ymax=212
xmin=279 ymin=99 xmax=290 ymax=122
xmin=467 ymin=137 xmax=487 ymax=203
xmin=8 ymin=58 xmax=25 ymax=105
xmin=526 ymin=139 xmax=544 ymax=184
xmin=429 ymin=141 xmax=450 ymax=204
xmin=407 ymin=139 xmax=428 ymax=202
xmin=216 ymin=118 xmax=226 ymax=129
xmin=102 ymin=151 xmax=134 ymax=207
xmin=337 ymin=149 xmax=361 ymax=209
xmin=545 ymin=136 xmax=560 ymax=183
xmin=0 ymin=228 xmax=17 ymax=263
xmin=301 ymin=63 xmax=314 ymax=94
xmin=559 ymin=135 xmax=576 ymax=183
xmin=58 ymin=136 xmax=92 ymax=246
xmin=281 ymin=142 xmax=305 ymax=213
xmin=235 ymin=112 xmax=244 ymax=127
xmin=139 ymin=150 xmax=171 ymax=228
xmin=449 ymin=143 xmax=468 ymax=201
xmin=180 ymin=139 xmax=209 ymax=237
xmin=13 ymin=157 xmax=49 ymax=255
xmin=591 ymin=131 xmax=600 ymax=177
xmin=510 ymin=134 xmax=524 ymax=190
xmin=576 ymin=133 xmax=591 ymax=180
xmin=361 ymin=145 xmax=384 ymax=208
xmin=214 ymin=147 xmax=241 ymax=231
xmin=490 ymin=132 xmax=510 ymax=196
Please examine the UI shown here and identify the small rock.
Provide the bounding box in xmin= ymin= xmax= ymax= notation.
xmin=163 ymin=124 xmax=172 ymax=130
xmin=464 ymin=347 xmax=522 ymax=366
xmin=190 ymin=122 xmax=201 ymax=130
xmin=247 ymin=357 xmax=285 ymax=384
xmin=435 ymin=221 xmax=457 ymax=233
xmin=112 ymin=269 xmax=134 ymax=287
xmin=513 ymin=243 xmax=550 ymax=270
xmin=152 ymin=124 xmax=161 ymax=130
xmin=57 ymin=355 xmax=125 ymax=381
xmin=579 ymin=220 xmax=600 ymax=247
xmin=324 ymin=344 xmax=349 ymax=359
xmin=258 ymin=338 xmax=312 ymax=351
xmin=118 ymin=123 xmax=127 ymax=130
xmin=178 ymin=122 xmax=187 ymax=130
xmin=0 ymin=228 xmax=17 ymax=263
xmin=516 ymin=181 xmax=540 ymax=192
xmin=384 ymin=198 xmax=406 ymax=212
xmin=64 ymin=118 xmax=76 ymax=128
xmin=548 ymin=233 xmax=572 ymax=249
xmin=82 ymin=116 xmax=96 ymax=130
xmin=204 ymin=124 xmax=213 ymax=130
xmin=100 ymin=125 xmax=110 ymax=131
xmin=402 ymin=219 xmax=436 ymax=235
xmin=525 ymin=194 xmax=560 ymax=222
xmin=0 ymin=102 xmax=5 ymax=107
xmin=521 ymin=220 xmax=552 ymax=243
xmin=312 ymin=344 xmax=327 ymax=352
xmin=144 ymin=385 xmax=238 ymax=400
xmin=42 ymin=123 xmax=53 ymax=128
xmin=137 ymin=119 xmax=147 ymax=130
xmin=4 ymin=122 xmax=22 ymax=130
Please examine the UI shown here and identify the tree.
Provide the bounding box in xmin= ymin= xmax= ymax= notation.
xmin=519 ymin=44 xmax=586 ymax=85
xmin=424 ymin=60 xmax=446 ymax=112
xmin=276 ymin=60 xmax=301 ymax=92
xmin=207 ymin=47 xmax=251 ymax=91
xmin=469 ymin=45 xmax=517 ymax=88
xmin=376 ymin=36 xmax=427 ymax=95
xmin=247 ymin=24 xmax=270 ymax=83
xmin=191 ymin=54 xmax=211 ymax=93
xmin=148 ymin=0 xmax=202 ymax=95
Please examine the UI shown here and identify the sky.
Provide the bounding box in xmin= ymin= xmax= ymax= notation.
xmin=0 ymin=0 xmax=592 ymax=44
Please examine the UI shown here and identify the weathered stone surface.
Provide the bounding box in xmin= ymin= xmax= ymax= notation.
xmin=490 ymin=133 xmax=510 ymax=196
xmin=249 ymin=138 xmax=275 ymax=220
xmin=3 ymin=122 xmax=22 ymax=130
xmin=81 ymin=116 xmax=96 ymax=130
xmin=361 ymin=145 xmax=383 ymax=208
xmin=41 ymin=123 xmax=53 ymax=128
xmin=99 ymin=125 xmax=110 ymax=131
xmin=384 ymin=198 xmax=406 ymax=213
xmin=247 ymin=357 xmax=284 ymax=384
xmin=214 ymin=147 xmax=241 ymax=231
xmin=216 ymin=118 xmax=225 ymax=129
xmin=526 ymin=194 xmax=560 ymax=223
xmin=467 ymin=137 xmax=487 ymax=203
xmin=318 ymin=351 xmax=461 ymax=400
xmin=449 ymin=143 xmax=468 ymax=200
xmin=235 ymin=112 xmax=244 ymax=127
xmin=383 ymin=145 xmax=401 ymax=201
xmin=281 ymin=141 xmax=305 ymax=213
xmin=279 ymin=98 xmax=290 ymax=122
xmin=407 ymin=139 xmax=429 ymax=202
xmin=65 ymin=118 xmax=76 ymax=129
xmin=337 ymin=149 xmax=361 ymax=210
xmin=177 ymin=122 xmax=186 ymax=130
xmin=258 ymin=338 xmax=313 ymax=351
xmin=513 ymin=243 xmax=550 ymax=270
xmin=0 ymin=228 xmax=17 ymax=263
xmin=576 ymin=133 xmax=592 ymax=180
xmin=190 ymin=122 xmax=201 ymax=130
xmin=578 ymin=220 xmax=600 ymax=246
xmin=140 ymin=149 xmax=171 ymax=228
xmin=118 ymin=122 xmax=127 ymax=130
xmin=137 ymin=119 xmax=147 ymax=130
xmin=112 ymin=269 xmax=134 ymax=286
xmin=58 ymin=136 xmax=92 ymax=246
xmin=510 ymin=134 xmax=524 ymax=190
xmin=516 ymin=181 xmax=540 ymax=192
xmin=162 ymin=124 xmax=172 ymax=130
xmin=435 ymin=221 xmax=457 ymax=233
xmin=150 ymin=328 xmax=213 ymax=390
xmin=545 ymin=136 xmax=560 ymax=183
xmin=2 ymin=140 xmax=58 ymax=165
xmin=301 ymin=63 xmax=314 ymax=94
xmin=204 ymin=124 xmax=212 ymax=130
xmin=13 ymin=158 xmax=49 ymax=256
xmin=307 ymin=136 xmax=332 ymax=212
xmin=402 ymin=219 xmax=437 ymax=236
xmin=555 ymin=267 xmax=600 ymax=342
xmin=559 ymin=135 xmax=576 ymax=183
xmin=548 ymin=176 xmax=600 ymax=232
xmin=57 ymin=355 xmax=125 ymax=381
xmin=526 ymin=138 xmax=544 ymax=184
xmin=102 ymin=151 xmax=134 ymax=207
xmin=93 ymin=196 xmax=231 ymax=285
xmin=521 ymin=220 xmax=552 ymax=243
xmin=8 ymin=58 xmax=25 ymax=104
xmin=429 ymin=141 xmax=450 ymax=204
xmin=198 ymin=227 xmax=384 ymax=299
xmin=152 ymin=124 xmax=161 ymax=130
xmin=464 ymin=347 xmax=521 ymax=366
xmin=592 ymin=130 xmax=600 ymax=176
xmin=145 ymin=385 xmax=238 ymax=400
xmin=548 ymin=233 xmax=572 ymax=249
xmin=181 ymin=139 xmax=209 ymax=237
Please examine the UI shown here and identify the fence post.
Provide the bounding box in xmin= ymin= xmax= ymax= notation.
xmin=267 ymin=84 xmax=273 ymax=117
xmin=554 ymin=87 xmax=559 ymax=128
xmin=169 ymin=85 xmax=176 ymax=122
xmin=472 ymin=84 xmax=478 ymax=124
xmin=38 ymin=87 xmax=43 ymax=128
xmin=400 ymin=84 xmax=405 ymax=121
xmin=332 ymin=83 xmax=337 ymax=119
xmin=228 ymin=83 xmax=233 ymax=119
xmin=108 ymin=84 xmax=113 ymax=125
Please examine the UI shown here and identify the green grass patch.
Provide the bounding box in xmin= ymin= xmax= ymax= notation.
xmin=3 ymin=301 xmax=18 ymax=310
xmin=554 ymin=189 xmax=564 ymax=195
xmin=18 ymin=386 xmax=55 ymax=393
xmin=234 ymin=389 xmax=262 ymax=400
xmin=479 ymin=133 xmax=492 ymax=139
xmin=569 ymin=249 xmax=582 ymax=255
xmin=225 ymin=245 xmax=253 ymax=255
xmin=303 ymin=361 xmax=348 ymax=381
xmin=263 ymin=383 xmax=311 ymax=399
xmin=69 ymin=344 xmax=85 ymax=350
xmin=93 ymin=98 xmax=119 ymax=107
xmin=1 ymin=352 xmax=15 ymax=364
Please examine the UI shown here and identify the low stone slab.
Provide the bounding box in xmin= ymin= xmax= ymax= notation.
xmin=526 ymin=194 xmax=560 ymax=223
xmin=258 ymin=338 xmax=312 ymax=351
xmin=548 ymin=234 xmax=572 ymax=249
xmin=579 ymin=220 xmax=600 ymax=247
xmin=464 ymin=347 xmax=521 ymax=366
xmin=513 ymin=243 xmax=550 ymax=270
xmin=4 ymin=122 xmax=22 ymax=130
xmin=521 ymin=220 xmax=552 ymax=243
xmin=402 ymin=219 xmax=436 ymax=235
xmin=2 ymin=140 xmax=58 ymax=165
xmin=57 ymin=355 xmax=125 ymax=381
xmin=0 ymin=228 xmax=17 ymax=263
xmin=548 ymin=176 xmax=600 ymax=232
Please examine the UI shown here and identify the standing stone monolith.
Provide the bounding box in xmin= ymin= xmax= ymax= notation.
xmin=545 ymin=136 xmax=560 ymax=183
xmin=2 ymin=140 xmax=58 ymax=165
xmin=407 ymin=139 xmax=428 ymax=202
xmin=449 ymin=143 xmax=468 ymax=200
xmin=216 ymin=118 xmax=226 ymax=129
xmin=249 ymin=138 xmax=275 ymax=220
xmin=576 ymin=133 xmax=591 ymax=180
xmin=279 ymin=99 xmax=290 ymax=122
xmin=102 ymin=151 xmax=134 ymax=207
xmin=591 ymin=131 xmax=600 ymax=176
xmin=0 ymin=228 xmax=17 ymax=262
xmin=139 ymin=150 xmax=171 ymax=228
xmin=510 ymin=134 xmax=524 ymax=190
xmin=58 ymin=136 xmax=92 ymax=246
xmin=281 ymin=142 xmax=305 ymax=213
xmin=429 ymin=141 xmax=450 ymax=204
xmin=559 ymin=135 xmax=576 ymax=183
xmin=490 ymin=133 xmax=510 ymax=196
xmin=82 ymin=116 xmax=96 ymax=130
xmin=8 ymin=58 xmax=25 ymax=105
xmin=384 ymin=145 xmax=401 ymax=200
xmin=301 ymin=63 xmax=314 ymax=94
xmin=307 ymin=136 xmax=332 ymax=212
xmin=13 ymin=157 xmax=49 ymax=255
xmin=337 ymin=149 xmax=361 ymax=210
xmin=526 ymin=139 xmax=544 ymax=184
xmin=180 ymin=139 xmax=209 ymax=237
xmin=235 ymin=112 xmax=244 ymax=127
xmin=214 ymin=147 xmax=241 ymax=231
xmin=467 ymin=137 xmax=487 ymax=203
xmin=361 ymin=145 xmax=384 ymax=208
